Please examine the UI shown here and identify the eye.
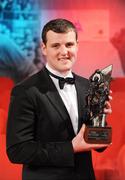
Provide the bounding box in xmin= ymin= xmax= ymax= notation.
xmin=66 ymin=42 xmax=75 ymax=47
xmin=51 ymin=43 xmax=60 ymax=48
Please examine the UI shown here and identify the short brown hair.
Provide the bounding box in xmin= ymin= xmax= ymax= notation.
xmin=41 ymin=18 xmax=78 ymax=44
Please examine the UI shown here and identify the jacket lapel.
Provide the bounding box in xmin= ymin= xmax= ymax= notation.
xmin=38 ymin=67 xmax=75 ymax=137
xmin=75 ymin=74 xmax=89 ymax=132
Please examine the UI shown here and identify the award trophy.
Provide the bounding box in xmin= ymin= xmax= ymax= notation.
xmin=84 ymin=65 xmax=112 ymax=144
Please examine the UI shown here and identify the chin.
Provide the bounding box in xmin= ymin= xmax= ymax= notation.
xmin=58 ymin=64 xmax=72 ymax=72
xmin=60 ymin=68 xmax=71 ymax=74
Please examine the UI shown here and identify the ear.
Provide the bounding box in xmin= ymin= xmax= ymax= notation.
xmin=41 ymin=42 xmax=47 ymax=56
xmin=76 ymin=40 xmax=79 ymax=52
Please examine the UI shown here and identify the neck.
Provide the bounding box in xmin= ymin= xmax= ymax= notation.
xmin=58 ymin=70 xmax=71 ymax=76
xmin=46 ymin=63 xmax=72 ymax=77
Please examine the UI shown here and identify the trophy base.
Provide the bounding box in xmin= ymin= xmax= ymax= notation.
xmin=84 ymin=126 xmax=112 ymax=144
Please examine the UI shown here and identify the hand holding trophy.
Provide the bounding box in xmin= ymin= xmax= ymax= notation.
xmin=84 ymin=65 xmax=112 ymax=144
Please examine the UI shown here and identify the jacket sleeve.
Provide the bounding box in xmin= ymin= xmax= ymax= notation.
xmin=6 ymin=86 xmax=74 ymax=167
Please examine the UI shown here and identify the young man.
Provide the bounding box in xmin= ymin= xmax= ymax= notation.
xmin=6 ymin=18 xmax=112 ymax=180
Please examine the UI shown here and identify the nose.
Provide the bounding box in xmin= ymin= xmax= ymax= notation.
xmin=59 ymin=45 xmax=68 ymax=55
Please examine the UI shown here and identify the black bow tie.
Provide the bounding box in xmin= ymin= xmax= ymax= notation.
xmin=46 ymin=68 xmax=75 ymax=89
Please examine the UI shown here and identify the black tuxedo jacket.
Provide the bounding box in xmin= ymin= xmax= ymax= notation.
xmin=6 ymin=67 xmax=95 ymax=180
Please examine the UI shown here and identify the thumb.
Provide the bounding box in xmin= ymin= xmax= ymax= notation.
xmin=79 ymin=123 xmax=86 ymax=134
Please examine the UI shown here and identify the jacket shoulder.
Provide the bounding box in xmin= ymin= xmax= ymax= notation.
xmin=11 ymin=70 xmax=44 ymax=96
xmin=74 ymin=73 xmax=89 ymax=85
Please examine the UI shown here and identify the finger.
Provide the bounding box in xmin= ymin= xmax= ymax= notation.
xmin=110 ymin=90 xmax=112 ymax=94
xmin=104 ymin=107 xmax=112 ymax=114
xmin=104 ymin=101 xmax=112 ymax=114
xmin=105 ymin=101 xmax=111 ymax=108
xmin=92 ymin=143 xmax=111 ymax=149
xmin=108 ymin=95 xmax=113 ymax=100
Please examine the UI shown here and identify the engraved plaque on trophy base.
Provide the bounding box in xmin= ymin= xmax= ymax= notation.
xmin=84 ymin=126 xmax=112 ymax=144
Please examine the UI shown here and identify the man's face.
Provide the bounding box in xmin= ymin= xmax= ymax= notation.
xmin=42 ymin=30 xmax=78 ymax=75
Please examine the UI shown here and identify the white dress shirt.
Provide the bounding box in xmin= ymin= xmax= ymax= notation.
xmin=46 ymin=63 xmax=78 ymax=134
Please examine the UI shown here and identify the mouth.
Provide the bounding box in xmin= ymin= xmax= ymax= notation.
xmin=58 ymin=57 xmax=70 ymax=61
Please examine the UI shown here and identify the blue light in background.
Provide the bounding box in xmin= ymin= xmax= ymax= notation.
xmin=0 ymin=0 xmax=41 ymax=61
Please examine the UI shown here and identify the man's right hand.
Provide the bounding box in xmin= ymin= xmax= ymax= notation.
xmin=72 ymin=124 xmax=110 ymax=153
